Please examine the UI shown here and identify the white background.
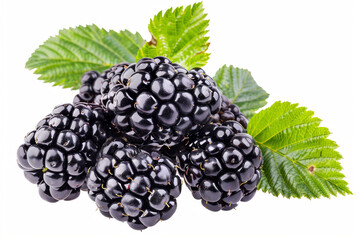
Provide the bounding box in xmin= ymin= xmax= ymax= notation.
xmin=1 ymin=0 xmax=359 ymax=239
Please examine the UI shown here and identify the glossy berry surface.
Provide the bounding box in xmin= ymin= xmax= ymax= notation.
xmin=87 ymin=137 xmax=181 ymax=230
xmin=101 ymin=57 xmax=222 ymax=147
xmin=175 ymin=120 xmax=262 ymax=211
xmin=99 ymin=62 xmax=130 ymax=106
xmin=73 ymin=63 xmax=131 ymax=105
xmin=211 ymin=95 xmax=249 ymax=129
xmin=17 ymin=103 xmax=112 ymax=202
xmin=73 ymin=71 xmax=102 ymax=104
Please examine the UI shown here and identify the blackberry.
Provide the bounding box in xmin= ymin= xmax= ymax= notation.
xmin=176 ymin=120 xmax=262 ymax=211
xmin=211 ymin=95 xmax=248 ymax=128
xmin=73 ymin=71 xmax=102 ymax=104
xmin=17 ymin=103 xmax=112 ymax=202
xmin=103 ymin=57 xmax=222 ymax=147
xmin=86 ymin=137 xmax=181 ymax=230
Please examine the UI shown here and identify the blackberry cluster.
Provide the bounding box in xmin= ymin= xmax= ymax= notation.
xmin=102 ymin=57 xmax=222 ymax=146
xmin=18 ymin=56 xmax=262 ymax=230
xmin=17 ymin=103 xmax=111 ymax=202
xmin=176 ymin=120 xmax=262 ymax=211
xmin=87 ymin=137 xmax=181 ymax=230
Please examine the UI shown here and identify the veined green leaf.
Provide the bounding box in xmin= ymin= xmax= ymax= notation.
xmin=214 ymin=65 xmax=269 ymax=119
xmin=136 ymin=2 xmax=210 ymax=69
xmin=248 ymin=101 xmax=352 ymax=198
xmin=26 ymin=25 xmax=145 ymax=89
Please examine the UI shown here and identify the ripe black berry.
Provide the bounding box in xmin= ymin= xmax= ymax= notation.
xmin=175 ymin=120 xmax=262 ymax=211
xmin=17 ymin=103 xmax=112 ymax=202
xmin=101 ymin=57 xmax=222 ymax=147
xmin=87 ymin=137 xmax=181 ymax=230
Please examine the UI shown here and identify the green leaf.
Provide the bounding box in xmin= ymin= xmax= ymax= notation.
xmin=26 ymin=24 xmax=145 ymax=89
xmin=214 ymin=65 xmax=269 ymax=119
xmin=248 ymin=101 xmax=352 ymax=198
xmin=136 ymin=2 xmax=210 ymax=70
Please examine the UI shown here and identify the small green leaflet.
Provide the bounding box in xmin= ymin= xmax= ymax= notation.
xmin=26 ymin=25 xmax=144 ymax=89
xmin=136 ymin=2 xmax=210 ymax=70
xmin=214 ymin=65 xmax=269 ymax=119
xmin=248 ymin=101 xmax=352 ymax=198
